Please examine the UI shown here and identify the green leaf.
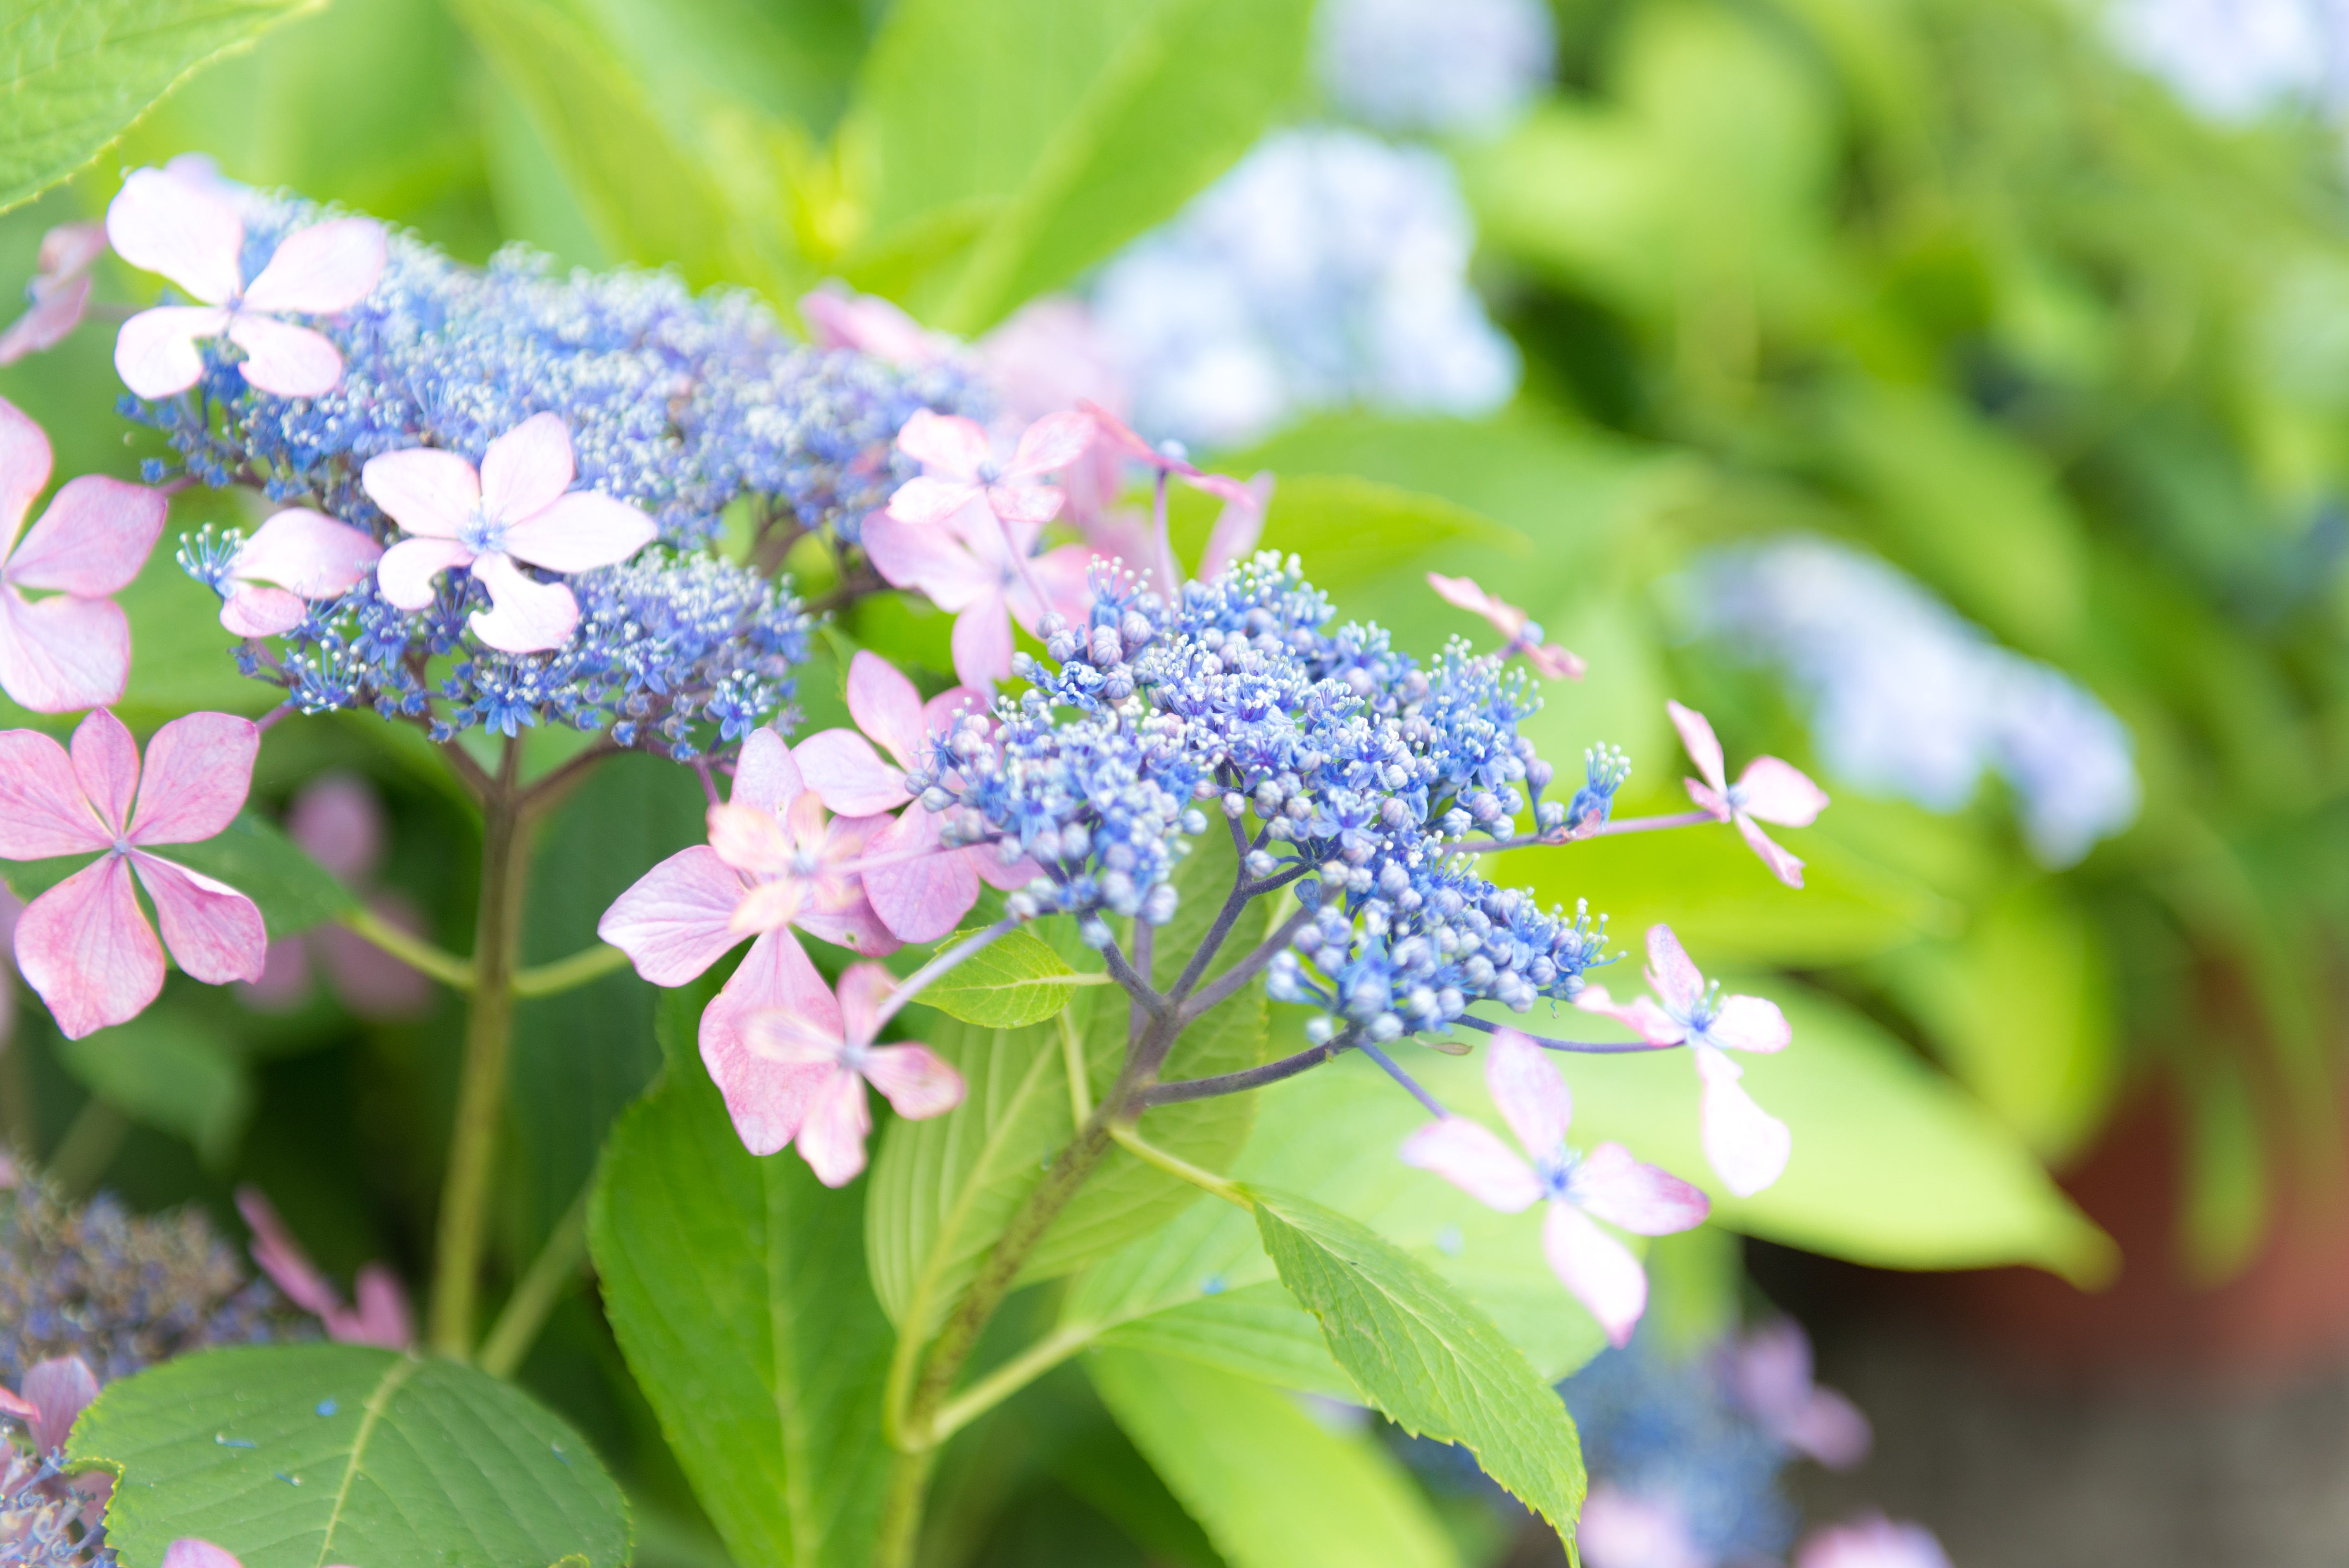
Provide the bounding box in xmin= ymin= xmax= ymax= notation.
xmin=0 ymin=0 xmax=320 ymax=212
xmin=1088 ymin=1349 xmax=1463 ymax=1568
xmin=920 ymin=926 xmax=1082 ymax=1028
xmin=56 ymin=1006 xmax=249 ymax=1164
xmin=4 ymin=810 xmax=355 ymax=942
xmin=66 ymin=1343 xmax=630 ymax=1568
xmin=591 ymin=1055 xmax=895 ymax=1568
xmin=1248 ymin=1187 xmax=1585 ymax=1540
xmin=848 ymin=0 xmax=1316 ymax=329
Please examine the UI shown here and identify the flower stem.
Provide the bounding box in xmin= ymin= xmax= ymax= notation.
xmin=510 ymin=942 xmax=631 ymax=998
xmin=338 ymin=905 xmax=475 ymax=990
xmin=871 ymin=918 xmax=1016 ymax=1035
xmin=1357 ymin=1040 xmax=1449 ymax=1119
xmin=1107 ymin=1121 xmax=1251 ymax=1209
xmin=428 ymin=740 xmax=527 ymax=1358
xmin=477 ymin=1184 xmax=590 ymax=1379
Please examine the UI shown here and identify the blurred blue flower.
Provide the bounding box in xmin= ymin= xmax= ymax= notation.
xmin=1314 ymin=0 xmax=1556 ymax=138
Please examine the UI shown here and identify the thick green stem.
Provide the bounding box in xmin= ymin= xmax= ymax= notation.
xmin=429 ymin=742 xmax=527 ymax=1357
xmin=339 ymin=905 xmax=474 ymax=990
xmin=477 ymin=1185 xmax=589 ymax=1378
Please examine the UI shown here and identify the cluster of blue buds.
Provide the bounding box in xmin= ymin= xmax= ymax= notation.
xmin=1 ymin=1444 xmax=112 ymax=1568
xmin=922 ymin=552 xmax=1617 ymax=1040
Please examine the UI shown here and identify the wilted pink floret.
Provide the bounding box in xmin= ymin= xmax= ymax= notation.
xmin=1576 ymin=924 xmax=1793 ymax=1199
xmin=243 ymin=774 xmax=430 ymax=1017
xmin=794 ymin=650 xmax=1030 ymax=942
xmin=800 ymin=286 xmax=956 ymax=366
xmin=1400 ymin=1029 xmax=1707 ymax=1346
xmin=1072 ymin=399 xmax=1270 ymax=590
xmin=1795 ymin=1516 xmax=1953 ymax=1568
xmin=0 ymin=1355 xmax=99 ymax=1455
xmin=1726 ymin=1318 xmax=1872 ymax=1469
xmin=215 ymin=508 xmax=383 ymax=636
xmin=106 ymin=167 xmax=386 ymax=399
xmin=1576 ymin=1483 xmax=1708 ymax=1568
xmin=1667 ymin=700 xmax=1829 ymax=889
xmin=0 ymin=709 xmax=266 ymax=1039
xmin=236 ymin=1185 xmax=413 ymax=1349
xmin=864 ymin=500 xmax=1091 ymax=691
xmin=744 ymin=959 xmax=964 ymax=1185
xmin=0 ymin=396 xmax=167 ymax=713
xmin=888 ymin=407 xmax=1095 ymax=528
xmin=1427 ymin=573 xmax=1586 ymax=680
xmin=363 ymin=413 xmax=658 ymax=654
xmin=0 ymin=223 xmax=107 ymax=366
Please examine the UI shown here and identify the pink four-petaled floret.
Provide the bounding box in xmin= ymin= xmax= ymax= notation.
xmin=864 ymin=495 xmax=1092 ymax=692
xmin=1575 ymin=1484 xmax=1708 ymax=1568
xmin=236 ymin=1185 xmax=414 ymax=1349
xmin=1667 ymin=699 xmax=1829 ymax=889
xmin=886 ymin=407 xmax=1095 ymax=529
xmin=107 ymin=167 xmax=386 ymax=400
xmin=1725 ymin=1318 xmax=1872 ymax=1469
xmin=1576 ymin=924 xmax=1793 ymax=1198
xmin=1400 ymin=1028 xmax=1708 ymax=1346
xmin=363 ymin=412 xmax=659 ymax=654
xmin=0 ymin=397 xmax=167 ymax=713
xmin=214 ymin=509 xmax=384 ymax=637
xmin=744 ymin=959 xmax=965 ymax=1186
xmin=0 ymin=709 xmax=267 ymax=1039
xmin=1795 ymin=1516 xmax=1953 ymax=1568
xmin=1426 ymin=573 xmax=1586 ymax=681
xmin=0 ymin=222 xmax=107 ymax=366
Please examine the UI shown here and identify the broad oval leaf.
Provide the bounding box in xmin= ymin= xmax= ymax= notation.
xmin=1248 ymin=1187 xmax=1585 ymax=1542
xmin=66 ymin=1343 xmax=630 ymax=1568
xmin=591 ymin=1043 xmax=895 ymax=1568
xmin=919 ymin=926 xmax=1082 ymax=1028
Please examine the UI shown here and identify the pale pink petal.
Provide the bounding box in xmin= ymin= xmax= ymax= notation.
xmin=347 ymin=1265 xmax=414 ymax=1348
xmin=0 ymin=728 xmax=108 ymax=856
xmin=1571 ymin=983 xmax=1687 ymax=1047
xmin=1684 ymin=778 xmax=1733 ymax=822
xmin=231 ymin=509 xmax=383 ymax=598
xmin=793 ymin=1068 xmax=874 ymax=1187
xmin=0 ymin=276 xmax=92 ymax=365
xmin=70 ymin=708 xmax=140 ymax=836
xmin=160 ymin=1543 xmax=243 ymax=1568
xmin=478 ymin=412 xmax=577 ymax=522
xmin=1524 ymin=642 xmax=1587 ymax=681
xmin=1427 ymin=572 xmax=1523 ymax=638
xmin=1078 ymin=399 xmax=1171 ymax=468
xmin=707 ymin=801 xmax=793 ymax=877
xmin=1569 ymin=1144 xmax=1710 ymax=1235
xmin=1014 ymin=544 xmax=1095 ymax=634
xmin=793 ymin=890 xmax=904 ymax=955
xmin=1782 ymin=1386 xmax=1873 ymax=1470
xmin=106 ymin=171 xmax=241 ymax=305
xmin=0 ymin=1386 xmax=32 ymax=1425
xmin=1545 ymin=1200 xmax=1649 ymax=1347
xmin=36 ymin=223 xmax=109 ymax=285
xmin=1693 ymin=1043 xmax=1791 ymax=1197
xmin=885 ymin=474 xmax=984 ymax=526
xmin=1736 ymin=812 xmax=1807 ymax=889
xmin=1705 ymin=992 xmax=1792 ymax=1055
xmin=597 ymin=844 xmax=747 ymax=985
xmin=362 ymin=448 xmax=479 ymax=539
xmin=16 ymin=855 xmax=164 ymax=1039
xmin=734 ymin=879 xmax=810 ymax=939
xmin=129 ymin=711 xmax=257 ymax=846
xmin=794 ymin=730 xmax=910 ymax=816
xmin=895 ymin=409 xmax=990 ymax=480
xmin=501 ymin=490 xmax=657 ymax=573
xmin=225 ymin=314 xmax=345 ymax=398
xmin=132 ymin=852 xmax=267 ymax=983
xmin=950 ymin=594 xmax=1014 ymax=691
xmin=1399 ymin=1116 xmax=1543 ymax=1213
xmin=845 ymin=650 xmax=927 ymax=769
xmin=1735 ymin=756 xmax=1830 ymax=827
xmin=730 ymin=727 xmax=802 ymax=815
xmin=22 ymin=1356 xmax=100 ymax=1453
xmin=1577 ymin=1485 xmax=1708 ymax=1568
xmin=744 ymin=1013 xmax=849 ymax=1068
xmin=920 ymin=687 xmax=987 ymax=740
xmin=1666 ymin=699 xmax=1729 ymax=795
xmin=835 ymin=961 xmax=896 ymax=1044
xmin=1484 ymin=1028 xmax=1575 ymax=1159
xmin=699 ymin=930 xmax=833 ymax=1155
xmin=467 ymin=552 xmax=578 ymax=653
xmin=1198 ymin=472 xmax=1272 ymax=580
xmin=862 ymin=1043 xmax=964 ymax=1120
xmin=1796 ymin=1517 xmax=1952 ymax=1568
xmin=983 ymin=480 xmax=1064 ymax=525
xmin=220 ymin=586 xmax=305 ymax=637
xmin=372 ymin=536 xmax=474 ymax=610
xmin=1643 ymin=925 xmax=1708 ymax=1018
xmin=288 ymin=777 xmax=383 ymax=881
xmin=0 ymin=589 xmax=130 ymax=712
xmin=862 ymin=513 xmax=994 ymax=607
xmin=859 ymin=805 xmax=979 ymax=943
xmin=236 ymin=1185 xmax=344 ymax=1318
xmin=799 ymin=290 xmax=948 ymax=364
xmin=0 ymin=396 xmax=53 ymax=547
xmin=971 ymin=843 xmax=1041 ymax=890
xmin=114 ymin=306 xmax=229 ymax=399
xmin=1003 ymin=409 xmax=1097 ymax=479
xmin=238 ymin=218 xmax=386 ymax=314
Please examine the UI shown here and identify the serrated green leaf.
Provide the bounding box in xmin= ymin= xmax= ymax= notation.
xmin=919 ymin=926 xmax=1081 ymax=1028
xmin=66 ymin=1344 xmax=630 ymax=1568
xmin=4 ymin=809 xmax=354 ymax=942
xmin=848 ymin=0 xmax=1315 ymax=329
xmin=1089 ymin=1349 xmax=1462 ymax=1568
xmin=0 ymin=0 xmax=320 ymax=212
xmin=591 ymin=1055 xmax=894 ymax=1568
xmin=57 ymin=1006 xmax=249 ymax=1164
xmin=1248 ymin=1187 xmax=1585 ymax=1540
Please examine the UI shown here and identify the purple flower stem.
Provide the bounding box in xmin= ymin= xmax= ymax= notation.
xmin=1177 ymin=904 xmax=1315 ymax=1025
xmin=1133 ymin=1033 xmax=1350 ymax=1108
xmin=1357 ymin=1040 xmax=1448 ymax=1119
xmin=871 ymin=917 xmax=1020 ymax=1036
xmin=1453 ymin=1014 xmax=1679 ymax=1054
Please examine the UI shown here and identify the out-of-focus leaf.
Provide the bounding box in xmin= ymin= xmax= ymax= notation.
xmin=592 ymin=1042 xmax=894 ymax=1568
xmin=921 ymin=926 xmax=1081 ymax=1028
xmin=1089 ymin=1349 xmax=1462 ymax=1568
xmin=1249 ymin=1188 xmax=1584 ymax=1541
xmin=847 ymin=0 xmax=1315 ymax=328
xmin=0 ymin=0 xmax=320 ymax=212
xmin=57 ymin=1006 xmax=249 ymax=1164
xmin=67 ymin=1344 xmax=631 ymax=1568
xmin=2179 ymin=1053 xmax=2269 ymax=1285
xmin=1873 ymin=885 xmax=2120 ymax=1159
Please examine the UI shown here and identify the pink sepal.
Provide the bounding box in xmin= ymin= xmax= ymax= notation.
xmin=598 ymin=844 xmax=747 ymax=986
xmin=1569 ymin=1143 xmax=1709 ymax=1235
xmin=1544 ymin=1200 xmax=1648 ymax=1347
xmin=1693 ymin=1043 xmax=1790 ymax=1197
xmin=699 ymin=930 xmax=831 ymax=1156
xmin=1398 ymin=1116 xmax=1542 ymax=1213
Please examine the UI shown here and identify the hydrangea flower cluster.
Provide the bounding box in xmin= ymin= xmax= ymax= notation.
xmin=1683 ymin=535 xmax=2140 ymax=866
